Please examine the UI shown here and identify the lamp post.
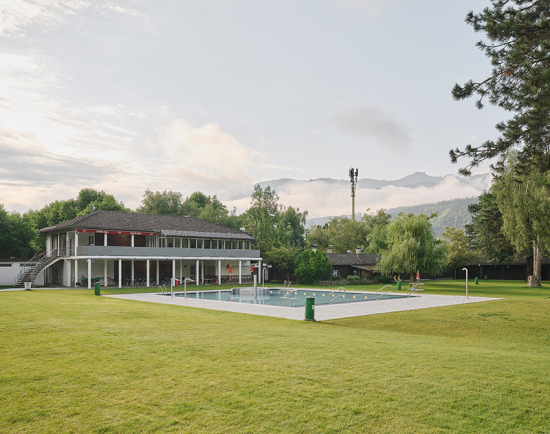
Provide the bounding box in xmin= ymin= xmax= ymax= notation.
xmin=462 ymin=268 xmax=468 ymax=299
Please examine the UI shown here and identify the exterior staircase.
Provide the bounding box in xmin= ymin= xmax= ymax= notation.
xmin=14 ymin=249 xmax=63 ymax=288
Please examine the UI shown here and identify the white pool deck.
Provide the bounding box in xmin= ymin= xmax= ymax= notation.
xmin=103 ymin=291 xmax=502 ymax=321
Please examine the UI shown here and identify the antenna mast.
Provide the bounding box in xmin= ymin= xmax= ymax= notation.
xmin=349 ymin=167 xmax=358 ymax=221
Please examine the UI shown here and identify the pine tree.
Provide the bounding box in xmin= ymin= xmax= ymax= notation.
xmin=451 ymin=0 xmax=550 ymax=175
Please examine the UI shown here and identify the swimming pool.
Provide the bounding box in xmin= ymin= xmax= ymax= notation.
xmin=166 ymin=287 xmax=408 ymax=308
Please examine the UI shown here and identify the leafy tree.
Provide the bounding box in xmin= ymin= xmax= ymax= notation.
xmin=441 ymin=226 xmax=483 ymax=279
xmin=0 ymin=205 xmax=37 ymax=258
xmin=492 ymin=158 xmax=550 ymax=285
xmin=364 ymin=209 xmax=392 ymax=254
xmin=263 ymin=246 xmax=303 ymax=282
xmin=451 ymin=0 xmax=550 ymax=175
xmin=278 ymin=206 xmax=308 ymax=247
xmin=306 ymin=217 xmax=369 ymax=253
xmin=244 ymin=185 xmax=281 ymax=253
xmin=137 ymin=190 xmax=184 ymax=215
xmin=294 ymin=249 xmax=332 ymax=284
xmin=378 ymin=213 xmax=446 ymax=283
xmin=465 ymin=191 xmax=515 ymax=263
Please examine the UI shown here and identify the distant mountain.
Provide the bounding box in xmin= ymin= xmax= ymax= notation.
xmin=306 ymin=197 xmax=479 ymax=238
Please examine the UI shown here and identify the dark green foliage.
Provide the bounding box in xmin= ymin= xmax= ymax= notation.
xmin=262 ymin=246 xmax=303 ymax=282
xmin=376 ymin=276 xmax=393 ymax=284
xmin=0 ymin=205 xmax=37 ymax=258
xmin=387 ymin=197 xmax=478 ymax=238
xmin=465 ymin=192 xmax=515 ymax=262
xmin=451 ymin=0 xmax=550 ymax=175
xmin=293 ymin=249 xmax=332 ymax=284
xmin=378 ymin=213 xmax=446 ymax=283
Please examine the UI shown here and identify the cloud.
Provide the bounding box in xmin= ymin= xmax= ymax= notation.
xmin=148 ymin=119 xmax=267 ymax=189
xmin=333 ymin=104 xmax=412 ymax=151
xmin=334 ymin=0 xmax=389 ymax=20
xmin=224 ymin=175 xmax=491 ymax=218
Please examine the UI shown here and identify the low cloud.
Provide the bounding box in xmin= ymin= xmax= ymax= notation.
xmin=333 ymin=105 xmax=412 ymax=152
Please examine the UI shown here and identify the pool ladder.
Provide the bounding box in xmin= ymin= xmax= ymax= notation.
xmin=328 ymin=287 xmax=346 ymax=304
xmin=279 ymin=289 xmax=297 ymax=307
xmin=376 ymin=285 xmax=394 ymax=300
xmin=158 ymin=284 xmax=168 ymax=295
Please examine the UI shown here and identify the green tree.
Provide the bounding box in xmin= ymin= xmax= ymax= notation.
xmin=378 ymin=213 xmax=446 ymax=283
xmin=244 ymin=185 xmax=281 ymax=253
xmin=137 ymin=190 xmax=184 ymax=215
xmin=441 ymin=226 xmax=484 ymax=279
xmin=364 ymin=209 xmax=392 ymax=254
xmin=306 ymin=217 xmax=369 ymax=253
xmin=293 ymin=249 xmax=332 ymax=284
xmin=451 ymin=0 xmax=550 ymax=175
xmin=0 ymin=205 xmax=37 ymax=258
xmin=278 ymin=206 xmax=308 ymax=247
xmin=465 ymin=192 xmax=515 ymax=263
xmin=263 ymin=246 xmax=303 ymax=282
xmin=492 ymin=158 xmax=550 ymax=285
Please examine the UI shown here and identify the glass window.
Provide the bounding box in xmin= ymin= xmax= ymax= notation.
xmin=225 ymin=240 xmax=231 ymax=249
xmin=167 ymin=238 xmax=174 ymax=248
xmin=212 ymin=239 xmax=218 ymax=249
xmin=190 ymin=239 xmax=196 ymax=249
xmin=243 ymin=241 xmax=250 ymax=249
xmin=197 ymin=239 xmax=203 ymax=249
xmin=204 ymin=239 xmax=211 ymax=249
xmin=182 ymin=238 xmax=189 ymax=248
xmin=160 ymin=238 xmax=166 ymax=248
xmin=175 ymin=238 xmax=181 ymax=248
xmin=232 ymin=241 xmax=239 ymax=249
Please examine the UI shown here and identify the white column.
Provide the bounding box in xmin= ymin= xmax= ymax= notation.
xmin=146 ymin=260 xmax=150 ymax=287
xmin=75 ymin=230 xmax=79 ymax=256
xmin=75 ymin=259 xmax=78 ymax=287
xmin=218 ymin=260 xmax=221 ymax=285
xmin=104 ymin=233 xmax=108 ymax=246
xmin=196 ymin=259 xmax=199 ymax=284
xmin=172 ymin=259 xmax=176 ymax=282
xmin=239 ymin=260 xmax=242 ymax=284
xmin=118 ymin=259 xmax=122 ymax=288
xmin=104 ymin=259 xmax=108 ymax=287
xmin=131 ymin=234 xmax=134 ymax=247
xmin=179 ymin=259 xmax=183 ymax=282
xmin=156 ymin=260 xmax=159 ymax=285
xmin=201 ymin=260 xmax=204 ymax=284
xmin=131 ymin=260 xmax=134 ymax=284
xmin=87 ymin=259 xmax=92 ymax=289
xmin=258 ymin=260 xmax=262 ymax=283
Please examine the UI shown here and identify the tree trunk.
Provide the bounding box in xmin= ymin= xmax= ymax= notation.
xmin=534 ymin=238 xmax=541 ymax=281
xmin=454 ymin=268 xmax=457 ymax=280
xmin=526 ymin=254 xmax=533 ymax=281
xmin=410 ymin=271 xmax=415 ymax=284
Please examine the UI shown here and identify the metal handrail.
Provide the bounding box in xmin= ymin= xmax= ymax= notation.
xmin=376 ymin=285 xmax=393 ymax=300
xmin=16 ymin=251 xmax=44 ymax=284
xmin=30 ymin=248 xmax=60 ymax=284
xmin=329 ymin=287 xmax=346 ymax=304
xmin=279 ymin=289 xmax=297 ymax=307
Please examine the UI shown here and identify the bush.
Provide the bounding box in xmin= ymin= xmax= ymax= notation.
xmin=377 ymin=276 xmax=393 ymax=284
xmin=294 ymin=250 xmax=333 ymax=284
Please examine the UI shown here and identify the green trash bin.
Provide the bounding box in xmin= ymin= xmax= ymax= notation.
xmin=475 ymin=277 xmax=479 ymax=285
xmin=94 ymin=282 xmax=101 ymax=296
xmin=485 ymin=275 xmax=488 ymax=280
xmin=304 ymin=297 xmax=315 ymax=321
xmin=397 ymin=281 xmax=402 ymax=291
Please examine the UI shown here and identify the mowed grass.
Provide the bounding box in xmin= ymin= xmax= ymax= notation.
xmin=1 ymin=281 xmax=550 ymax=433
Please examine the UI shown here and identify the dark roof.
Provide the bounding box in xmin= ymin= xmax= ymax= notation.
xmin=327 ymin=253 xmax=379 ymax=266
xmin=40 ymin=210 xmax=254 ymax=240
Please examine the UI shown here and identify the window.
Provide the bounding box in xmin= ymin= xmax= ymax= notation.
xmin=175 ymin=238 xmax=181 ymax=248
xmin=232 ymin=241 xmax=239 ymax=249
xmin=88 ymin=235 xmax=95 ymax=245
xmin=160 ymin=238 xmax=166 ymax=247
xmin=190 ymin=239 xmax=196 ymax=249
xmin=225 ymin=240 xmax=231 ymax=249
xmin=167 ymin=238 xmax=174 ymax=248
xmin=211 ymin=239 xmax=218 ymax=249
xmin=182 ymin=238 xmax=189 ymax=248
xmin=204 ymin=239 xmax=211 ymax=249
xmin=196 ymin=239 xmax=203 ymax=249
xmin=243 ymin=241 xmax=250 ymax=249
xmin=332 ymin=270 xmax=340 ymax=277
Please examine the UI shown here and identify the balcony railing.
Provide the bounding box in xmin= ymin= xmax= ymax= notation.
xmin=75 ymin=245 xmax=260 ymax=258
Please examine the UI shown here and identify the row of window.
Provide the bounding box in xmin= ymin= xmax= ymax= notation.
xmin=160 ymin=238 xmax=251 ymax=250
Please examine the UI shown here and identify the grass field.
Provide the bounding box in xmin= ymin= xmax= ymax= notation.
xmin=1 ymin=280 xmax=549 ymax=433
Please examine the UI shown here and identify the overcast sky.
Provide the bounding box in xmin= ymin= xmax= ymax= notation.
xmin=1 ymin=0 xmax=504 ymax=216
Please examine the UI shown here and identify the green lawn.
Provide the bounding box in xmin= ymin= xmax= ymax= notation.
xmin=1 ymin=280 xmax=549 ymax=433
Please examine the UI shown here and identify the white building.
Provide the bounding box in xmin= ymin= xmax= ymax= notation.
xmin=15 ymin=210 xmax=262 ymax=288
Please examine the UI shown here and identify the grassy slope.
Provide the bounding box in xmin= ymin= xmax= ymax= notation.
xmin=1 ymin=281 xmax=549 ymax=433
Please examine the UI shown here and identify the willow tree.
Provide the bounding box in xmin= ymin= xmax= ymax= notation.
xmin=451 ymin=0 xmax=550 ymax=175
xmin=492 ymin=158 xmax=550 ymax=286
xmin=378 ymin=213 xmax=446 ymax=283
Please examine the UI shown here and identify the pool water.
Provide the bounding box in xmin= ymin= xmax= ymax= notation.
xmin=170 ymin=287 xmax=408 ymax=308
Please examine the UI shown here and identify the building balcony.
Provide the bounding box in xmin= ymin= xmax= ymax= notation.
xmin=75 ymin=245 xmax=261 ymax=259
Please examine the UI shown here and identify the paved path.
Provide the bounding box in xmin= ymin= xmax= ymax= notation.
xmin=104 ymin=291 xmax=501 ymax=321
